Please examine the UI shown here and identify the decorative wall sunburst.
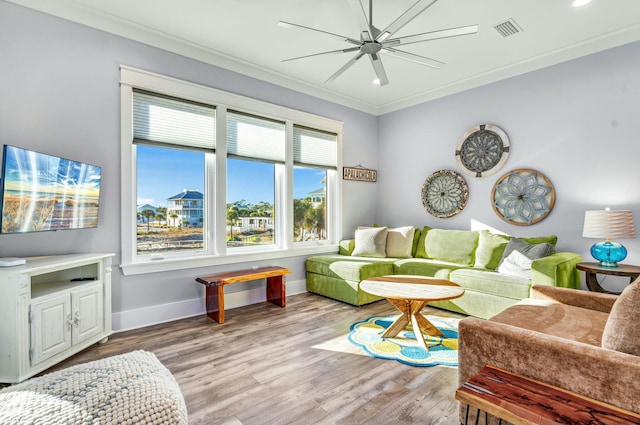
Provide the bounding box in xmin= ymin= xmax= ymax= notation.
xmin=421 ymin=170 xmax=468 ymax=218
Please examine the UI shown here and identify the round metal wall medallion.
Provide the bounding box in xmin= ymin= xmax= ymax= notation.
xmin=456 ymin=124 xmax=510 ymax=178
xmin=421 ymin=170 xmax=469 ymax=218
xmin=491 ymin=168 xmax=556 ymax=226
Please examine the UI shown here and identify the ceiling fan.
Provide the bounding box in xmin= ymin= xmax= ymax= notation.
xmin=277 ymin=0 xmax=478 ymax=86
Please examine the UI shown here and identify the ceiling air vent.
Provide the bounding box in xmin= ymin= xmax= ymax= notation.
xmin=494 ymin=19 xmax=522 ymax=37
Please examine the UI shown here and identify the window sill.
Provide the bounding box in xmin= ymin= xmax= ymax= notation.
xmin=119 ymin=243 xmax=339 ymax=276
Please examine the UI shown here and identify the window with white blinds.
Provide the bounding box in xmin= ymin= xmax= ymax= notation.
xmin=133 ymin=89 xmax=216 ymax=151
xmin=293 ymin=125 xmax=337 ymax=169
xmin=121 ymin=67 xmax=342 ymax=273
xmin=227 ymin=111 xmax=285 ymax=162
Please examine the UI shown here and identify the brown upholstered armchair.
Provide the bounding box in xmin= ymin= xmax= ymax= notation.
xmin=458 ymin=283 xmax=640 ymax=424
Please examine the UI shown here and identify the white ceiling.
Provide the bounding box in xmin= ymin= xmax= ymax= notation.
xmin=7 ymin=0 xmax=640 ymax=114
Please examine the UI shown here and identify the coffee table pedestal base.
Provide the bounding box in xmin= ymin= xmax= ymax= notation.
xmin=383 ymin=299 xmax=444 ymax=350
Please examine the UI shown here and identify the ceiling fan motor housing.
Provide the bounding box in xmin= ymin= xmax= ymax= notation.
xmin=361 ymin=41 xmax=382 ymax=54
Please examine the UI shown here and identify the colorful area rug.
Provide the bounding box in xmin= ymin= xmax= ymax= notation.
xmin=348 ymin=314 xmax=460 ymax=367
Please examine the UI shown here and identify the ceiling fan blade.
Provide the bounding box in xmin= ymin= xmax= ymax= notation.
xmin=282 ymin=47 xmax=360 ymax=62
xmin=381 ymin=47 xmax=444 ymax=69
xmin=384 ymin=25 xmax=479 ymax=47
xmin=277 ymin=21 xmax=361 ymax=45
xmin=347 ymin=0 xmax=373 ymax=41
xmin=376 ymin=0 xmax=438 ymax=42
xmin=369 ymin=53 xmax=389 ymax=86
xmin=325 ymin=52 xmax=365 ymax=83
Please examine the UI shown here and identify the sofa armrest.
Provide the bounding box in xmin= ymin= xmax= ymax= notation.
xmin=339 ymin=239 xmax=355 ymax=256
xmin=531 ymin=251 xmax=582 ymax=289
xmin=531 ymin=285 xmax=618 ymax=313
xmin=459 ymin=317 xmax=640 ymax=414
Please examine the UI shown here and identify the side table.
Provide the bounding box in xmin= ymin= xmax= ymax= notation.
xmin=576 ymin=262 xmax=640 ymax=294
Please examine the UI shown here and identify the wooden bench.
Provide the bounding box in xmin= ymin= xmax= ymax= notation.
xmin=196 ymin=266 xmax=290 ymax=324
xmin=455 ymin=365 xmax=640 ymax=425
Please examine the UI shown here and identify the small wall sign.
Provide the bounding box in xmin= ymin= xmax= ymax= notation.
xmin=343 ymin=167 xmax=377 ymax=182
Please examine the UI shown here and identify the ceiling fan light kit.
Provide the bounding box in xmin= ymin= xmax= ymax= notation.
xmin=278 ymin=0 xmax=478 ymax=86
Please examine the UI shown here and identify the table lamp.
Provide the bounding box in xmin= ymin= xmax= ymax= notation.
xmin=582 ymin=209 xmax=636 ymax=267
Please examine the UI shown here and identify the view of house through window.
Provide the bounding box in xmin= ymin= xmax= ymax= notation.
xmin=226 ymin=158 xmax=275 ymax=247
xmin=294 ymin=166 xmax=327 ymax=241
xmin=136 ymin=145 xmax=206 ymax=254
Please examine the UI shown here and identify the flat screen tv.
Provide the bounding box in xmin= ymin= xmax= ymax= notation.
xmin=0 ymin=145 xmax=102 ymax=233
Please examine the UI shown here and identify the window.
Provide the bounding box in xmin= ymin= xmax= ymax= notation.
xmin=226 ymin=111 xmax=284 ymax=249
xmin=293 ymin=126 xmax=337 ymax=243
xmin=132 ymin=89 xmax=214 ymax=257
xmin=120 ymin=67 xmax=342 ymax=274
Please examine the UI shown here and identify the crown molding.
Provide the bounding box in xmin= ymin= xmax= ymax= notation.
xmin=6 ymin=0 xmax=640 ymax=116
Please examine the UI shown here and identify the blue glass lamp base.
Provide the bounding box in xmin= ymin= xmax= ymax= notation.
xmin=590 ymin=240 xmax=627 ymax=267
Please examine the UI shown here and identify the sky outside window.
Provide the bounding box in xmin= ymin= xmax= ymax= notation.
xmin=137 ymin=146 xmax=326 ymax=207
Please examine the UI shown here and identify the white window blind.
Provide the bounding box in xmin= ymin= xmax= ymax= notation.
xmin=294 ymin=125 xmax=337 ymax=168
xmin=227 ymin=111 xmax=285 ymax=162
xmin=133 ymin=90 xmax=216 ymax=150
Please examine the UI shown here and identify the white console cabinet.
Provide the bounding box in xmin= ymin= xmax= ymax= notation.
xmin=0 ymin=253 xmax=114 ymax=383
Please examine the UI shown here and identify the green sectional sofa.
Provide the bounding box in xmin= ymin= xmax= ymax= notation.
xmin=305 ymin=226 xmax=582 ymax=319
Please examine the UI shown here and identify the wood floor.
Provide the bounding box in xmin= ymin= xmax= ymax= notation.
xmin=49 ymin=293 xmax=465 ymax=425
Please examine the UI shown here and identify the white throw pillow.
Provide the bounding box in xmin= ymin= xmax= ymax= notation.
xmin=497 ymin=250 xmax=533 ymax=279
xmin=352 ymin=227 xmax=388 ymax=257
xmin=385 ymin=226 xmax=415 ymax=258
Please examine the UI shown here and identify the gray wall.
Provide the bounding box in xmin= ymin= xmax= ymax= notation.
xmin=377 ymin=40 xmax=640 ymax=291
xmin=0 ymin=1 xmax=378 ymax=329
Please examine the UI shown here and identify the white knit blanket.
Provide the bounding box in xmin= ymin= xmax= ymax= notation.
xmin=0 ymin=350 xmax=187 ymax=425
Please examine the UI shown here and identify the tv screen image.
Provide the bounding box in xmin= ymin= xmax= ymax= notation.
xmin=0 ymin=145 xmax=101 ymax=233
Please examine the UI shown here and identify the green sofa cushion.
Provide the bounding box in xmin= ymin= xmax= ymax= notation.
xmin=411 ymin=226 xmax=422 ymax=257
xmin=531 ymin=252 xmax=582 ymax=289
xmin=420 ymin=229 xmax=479 ymax=266
xmin=414 ymin=226 xmax=432 ymax=259
xmin=393 ymin=258 xmax=464 ymax=278
xmin=474 ymin=230 xmax=511 ymax=270
xmin=306 ymin=255 xmax=395 ymax=282
xmin=449 ymin=268 xmax=531 ymax=299
xmin=306 ymin=273 xmax=382 ymax=306
xmin=522 ymin=235 xmax=558 ymax=246
xmin=338 ymin=239 xmax=356 ymax=256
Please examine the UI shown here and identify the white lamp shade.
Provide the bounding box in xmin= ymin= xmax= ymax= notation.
xmin=582 ymin=210 xmax=636 ymax=239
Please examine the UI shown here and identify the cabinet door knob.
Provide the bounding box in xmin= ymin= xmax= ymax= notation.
xmin=73 ymin=311 xmax=81 ymax=327
xmin=66 ymin=314 xmax=74 ymax=330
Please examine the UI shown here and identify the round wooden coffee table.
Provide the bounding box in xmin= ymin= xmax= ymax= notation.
xmin=360 ymin=275 xmax=465 ymax=350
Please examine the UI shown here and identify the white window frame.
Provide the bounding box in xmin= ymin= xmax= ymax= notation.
xmin=120 ymin=66 xmax=342 ymax=275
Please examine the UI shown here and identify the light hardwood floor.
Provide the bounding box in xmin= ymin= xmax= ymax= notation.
xmin=49 ymin=293 xmax=465 ymax=425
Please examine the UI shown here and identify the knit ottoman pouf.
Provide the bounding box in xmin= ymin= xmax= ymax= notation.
xmin=0 ymin=350 xmax=187 ymax=425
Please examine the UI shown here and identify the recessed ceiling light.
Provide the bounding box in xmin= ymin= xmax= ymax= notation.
xmin=572 ymin=0 xmax=592 ymax=7
xmin=373 ymin=79 xmax=381 ymax=85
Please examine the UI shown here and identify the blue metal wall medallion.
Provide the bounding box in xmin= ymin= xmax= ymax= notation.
xmin=492 ymin=168 xmax=556 ymax=226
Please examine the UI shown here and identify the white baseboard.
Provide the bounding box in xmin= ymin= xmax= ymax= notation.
xmin=112 ymin=279 xmax=306 ymax=332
